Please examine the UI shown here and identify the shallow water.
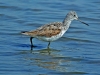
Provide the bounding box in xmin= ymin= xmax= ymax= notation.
xmin=0 ymin=0 xmax=100 ymax=75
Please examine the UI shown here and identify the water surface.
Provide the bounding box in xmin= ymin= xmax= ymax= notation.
xmin=0 ymin=0 xmax=100 ymax=75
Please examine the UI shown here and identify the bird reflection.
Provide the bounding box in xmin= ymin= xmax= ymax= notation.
xmin=20 ymin=47 xmax=84 ymax=73
xmin=24 ymin=48 xmax=70 ymax=72
xmin=30 ymin=44 xmax=52 ymax=53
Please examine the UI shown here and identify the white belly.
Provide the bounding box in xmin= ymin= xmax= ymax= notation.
xmin=36 ymin=30 xmax=66 ymax=42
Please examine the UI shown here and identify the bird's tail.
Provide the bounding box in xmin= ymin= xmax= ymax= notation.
xmin=21 ymin=31 xmax=29 ymax=35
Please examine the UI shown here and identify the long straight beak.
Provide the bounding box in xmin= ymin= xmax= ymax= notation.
xmin=78 ymin=19 xmax=89 ymax=26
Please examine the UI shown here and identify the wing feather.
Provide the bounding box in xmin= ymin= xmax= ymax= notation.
xmin=22 ymin=22 xmax=63 ymax=37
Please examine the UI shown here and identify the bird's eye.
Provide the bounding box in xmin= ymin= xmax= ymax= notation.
xmin=74 ymin=15 xmax=76 ymax=17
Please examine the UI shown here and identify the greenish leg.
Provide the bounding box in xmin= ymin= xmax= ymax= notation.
xmin=30 ymin=37 xmax=33 ymax=47
xmin=47 ymin=42 xmax=50 ymax=48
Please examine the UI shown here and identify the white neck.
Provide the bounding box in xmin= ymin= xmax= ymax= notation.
xmin=62 ymin=18 xmax=72 ymax=31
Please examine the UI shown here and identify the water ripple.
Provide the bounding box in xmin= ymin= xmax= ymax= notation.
xmin=0 ymin=0 xmax=100 ymax=75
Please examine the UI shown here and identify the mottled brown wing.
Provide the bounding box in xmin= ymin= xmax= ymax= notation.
xmin=37 ymin=28 xmax=61 ymax=37
xmin=23 ymin=22 xmax=62 ymax=37
xmin=36 ymin=22 xmax=62 ymax=37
